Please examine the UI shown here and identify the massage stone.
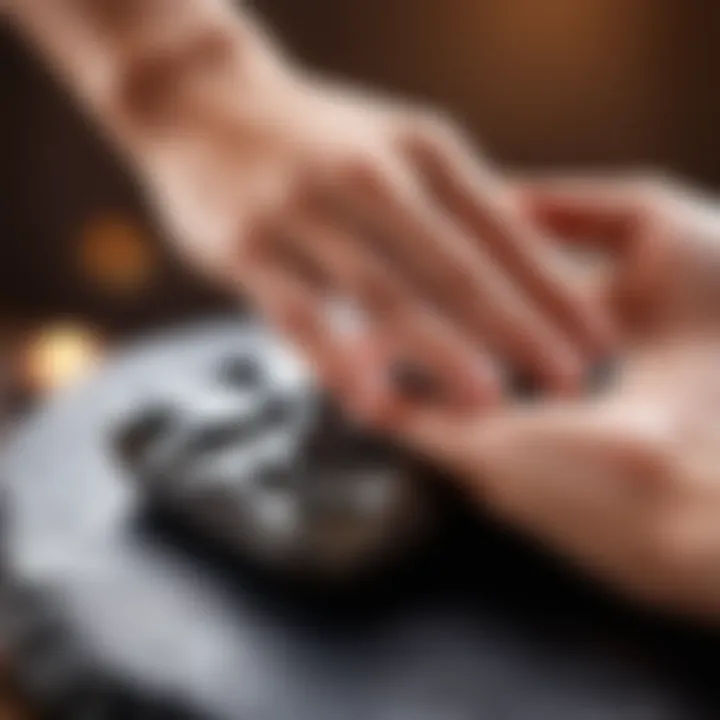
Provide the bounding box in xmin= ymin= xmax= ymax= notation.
xmin=112 ymin=326 xmax=433 ymax=580
xmin=0 ymin=318 xmax=714 ymax=719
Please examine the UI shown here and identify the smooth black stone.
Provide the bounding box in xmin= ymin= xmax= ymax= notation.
xmin=109 ymin=323 xmax=432 ymax=580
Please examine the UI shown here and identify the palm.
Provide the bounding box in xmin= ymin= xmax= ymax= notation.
xmin=596 ymin=189 xmax=720 ymax=430
xmin=397 ymin=183 xmax=720 ymax=618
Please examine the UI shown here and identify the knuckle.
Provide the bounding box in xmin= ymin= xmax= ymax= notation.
xmin=627 ymin=169 xmax=677 ymax=207
xmin=409 ymin=112 xmax=456 ymax=151
xmin=401 ymin=109 xmax=483 ymax=169
xmin=333 ymin=153 xmax=383 ymax=191
xmin=423 ymin=110 xmax=468 ymax=149
xmin=414 ymin=105 xmax=455 ymax=134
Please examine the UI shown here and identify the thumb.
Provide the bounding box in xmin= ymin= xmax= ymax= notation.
xmin=393 ymin=393 xmax=680 ymax=601
xmin=513 ymin=175 xmax=641 ymax=251
xmin=396 ymin=398 xmax=672 ymax=525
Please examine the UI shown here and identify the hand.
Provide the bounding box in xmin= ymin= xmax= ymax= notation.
xmin=132 ymin=48 xmax=613 ymax=412
xmin=521 ymin=175 xmax=720 ymax=340
xmin=388 ymin=176 xmax=720 ymax=619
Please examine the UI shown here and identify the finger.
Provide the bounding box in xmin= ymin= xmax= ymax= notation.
xmin=394 ymin=398 xmax=671 ymax=569
xmin=327 ymin=155 xmax=587 ymax=395
xmin=242 ymin=255 xmax=381 ymax=403
xmin=277 ymin=213 xmax=502 ymax=410
xmin=512 ymin=175 xmax=645 ymax=249
xmin=395 ymin=388 xmax=668 ymax=482
xmin=402 ymin=122 xmax=615 ymax=357
xmin=512 ymin=176 xmax=677 ymax=321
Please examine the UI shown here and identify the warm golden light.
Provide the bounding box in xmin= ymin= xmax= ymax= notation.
xmin=78 ymin=213 xmax=157 ymax=296
xmin=22 ymin=323 xmax=105 ymax=394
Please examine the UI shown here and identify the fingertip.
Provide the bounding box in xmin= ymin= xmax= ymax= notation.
xmin=346 ymin=391 xmax=415 ymax=435
xmin=447 ymin=352 xmax=503 ymax=409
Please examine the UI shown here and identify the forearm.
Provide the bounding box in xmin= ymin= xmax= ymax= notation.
xmin=4 ymin=0 xmax=294 ymax=154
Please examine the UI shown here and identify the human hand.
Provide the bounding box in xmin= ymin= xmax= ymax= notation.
xmin=386 ymin=176 xmax=720 ymax=619
xmin=521 ymin=175 xmax=720 ymax=340
xmin=129 ymin=42 xmax=613 ymax=412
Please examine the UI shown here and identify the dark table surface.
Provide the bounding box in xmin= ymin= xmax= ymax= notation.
xmin=2 ymin=318 xmax=719 ymax=720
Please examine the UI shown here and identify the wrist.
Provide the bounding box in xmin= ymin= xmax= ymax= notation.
xmin=7 ymin=0 xmax=301 ymax=152
xmin=108 ymin=18 xmax=295 ymax=142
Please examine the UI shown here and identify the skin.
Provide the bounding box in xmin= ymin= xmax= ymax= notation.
xmin=376 ymin=177 xmax=720 ymax=621
xmin=5 ymin=0 xmax=612 ymax=412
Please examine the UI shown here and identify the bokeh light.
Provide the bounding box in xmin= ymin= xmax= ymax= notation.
xmin=20 ymin=323 xmax=105 ymax=395
xmin=78 ymin=213 xmax=157 ymax=297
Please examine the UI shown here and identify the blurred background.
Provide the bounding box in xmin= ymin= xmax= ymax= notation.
xmin=1 ymin=0 xmax=719 ymax=409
